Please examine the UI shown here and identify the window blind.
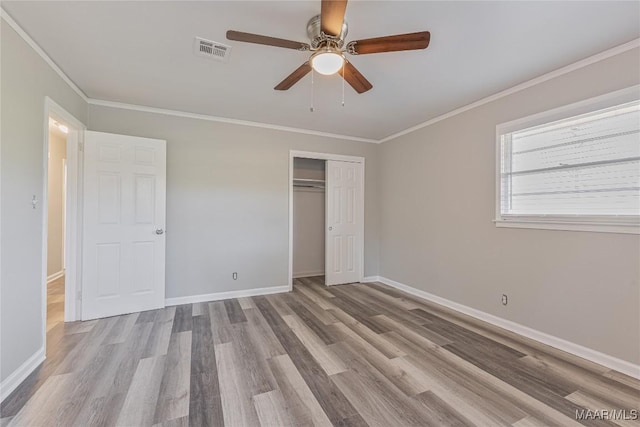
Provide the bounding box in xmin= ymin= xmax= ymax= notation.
xmin=500 ymin=100 xmax=640 ymax=217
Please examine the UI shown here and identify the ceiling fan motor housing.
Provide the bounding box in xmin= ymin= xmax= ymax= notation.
xmin=306 ymin=14 xmax=348 ymax=49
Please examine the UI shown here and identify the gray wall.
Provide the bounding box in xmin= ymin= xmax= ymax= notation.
xmin=378 ymin=47 xmax=640 ymax=365
xmin=47 ymin=130 xmax=67 ymax=277
xmin=87 ymin=105 xmax=380 ymax=299
xmin=293 ymin=188 xmax=325 ymax=277
xmin=1 ymin=23 xmax=87 ymax=382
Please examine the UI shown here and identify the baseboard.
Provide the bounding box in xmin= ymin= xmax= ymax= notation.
xmin=165 ymin=285 xmax=290 ymax=306
xmin=293 ymin=271 xmax=325 ymax=279
xmin=362 ymin=275 xmax=381 ymax=283
xmin=0 ymin=347 xmax=45 ymax=403
xmin=46 ymin=270 xmax=64 ymax=283
xmin=377 ymin=276 xmax=640 ymax=380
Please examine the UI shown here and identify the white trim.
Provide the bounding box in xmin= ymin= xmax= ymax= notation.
xmin=362 ymin=275 xmax=381 ymax=283
xmin=379 ymin=38 xmax=640 ymax=143
xmin=0 ymin=347 xmax=45 ymax=403
xmin=292 ymin=270 xmax=325 ymax=279
xmin=0 ymin=8 xmax=88 ymax=102
xmin=88 ymin=99 xmax=378 ymax=144
xmin=47 ymin=270 xmax=65 ymax=283
xmin=289 ymin=150 xmax=367 ymax=163
xmin=0 ymin=6 xmax=373 ymax=144
xmin=495 ymin=85 xmax=640 ymax=135
xmin=495 ymin=219 xmax=639 ymax=235
xmin=288 ymin=154 xmax=295 ymax=292
xmin=377 ymin=276 xmax=640 ymax=379
xmin=165 ymin=285 xmax=289 ymax=306
xmin=91 ymin=34 xmax=639 ymax=145
xmin=5 ymin=4 xmax=637 ymax=145
xmin=44 ymin=97 xmax=86 ymax=331
xmin=62 ymin=158 xmax=67 ymax=270
xmin=288 ymin=151 xmax=365 ymax=291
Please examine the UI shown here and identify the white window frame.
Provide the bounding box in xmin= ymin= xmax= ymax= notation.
xmin=495 ymin=85 xmax=640 ymax=235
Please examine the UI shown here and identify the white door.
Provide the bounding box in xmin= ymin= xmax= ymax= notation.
xmin=82 ymin=131 xmax=166 ymax=320
xmin=325 ymin=160 xmax=363 ymax=286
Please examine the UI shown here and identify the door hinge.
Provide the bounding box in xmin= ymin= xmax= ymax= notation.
xmin=79 ymin=142 xmax=84 ymax=152
xmin=77 ymin=290 xmax=82 ymax=300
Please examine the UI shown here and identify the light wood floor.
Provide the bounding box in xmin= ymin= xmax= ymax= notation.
xmin=1 ymin=276 xmax=638 ymax=426
xmin=46 ymin=276 xmax=65 ymax=332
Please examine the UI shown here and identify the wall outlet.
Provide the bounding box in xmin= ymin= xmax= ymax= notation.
xmin=502 ymin=294 xmax=508 ymax=305
xmin=232 ymin=272 xmax=238 ymax=280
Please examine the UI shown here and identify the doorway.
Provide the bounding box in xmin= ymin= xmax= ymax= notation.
xmin=42 ymin=97 xmax=85 ymax=351
xmin=46 ymin=117 xmax=68 ymax=331
xmin=288 ymin=150 xmax=365 ymax=290
xmin=292 ymin=158 xmax=326 ymax=283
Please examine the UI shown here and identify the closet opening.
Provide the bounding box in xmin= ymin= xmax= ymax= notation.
xmin=292 ymin=158 xmax=327 ymax=287
xmin=288 ymin=150 xmax=365 ymax=290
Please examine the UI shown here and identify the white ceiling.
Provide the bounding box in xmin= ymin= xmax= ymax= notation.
xmin=4 ymin=1 xmax=639 ymax=140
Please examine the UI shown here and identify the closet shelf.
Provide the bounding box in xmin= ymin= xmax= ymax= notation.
xmin=293 ymin=178 xmax=325 ymax=189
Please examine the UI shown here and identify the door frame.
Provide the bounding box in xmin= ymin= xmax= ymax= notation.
xmin=288 ymin=150 xmax=365 ymax=291
xmin=42 ymin=96 xmax=86 ymax=345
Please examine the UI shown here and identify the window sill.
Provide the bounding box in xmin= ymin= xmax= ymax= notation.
xmin=494 ymin=218 xmax=640 ymax=235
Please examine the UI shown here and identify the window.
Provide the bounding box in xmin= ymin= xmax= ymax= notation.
xmin=496 ymin=87 xmax=640 ymax=234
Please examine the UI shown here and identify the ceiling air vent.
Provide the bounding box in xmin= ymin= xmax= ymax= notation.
xmin=194 ymin=37 xmax=231 ymax=62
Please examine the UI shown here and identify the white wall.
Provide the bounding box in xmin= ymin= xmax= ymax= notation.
xmin=1 ymin=22 xmax=87 ymax=382
xmin=87 ymin=105 xmax=380 ymax=299
xmin=378 ymin=47 xmax=640 ymax=365
xmin=46 ymin=129 xmax=66 ymax=277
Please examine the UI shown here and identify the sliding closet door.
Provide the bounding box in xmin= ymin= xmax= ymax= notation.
xmin=325 ymin=160 xmax=363 ymax=286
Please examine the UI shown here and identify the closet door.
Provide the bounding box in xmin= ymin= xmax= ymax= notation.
xmin=325 ymin=160 xmax=363 ymax=285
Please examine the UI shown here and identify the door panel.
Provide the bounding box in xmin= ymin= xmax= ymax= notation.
xmin=82 ymin=131 xmax=166 ymax=320
xmin=326 ymin=160 xmax=363 ymax=285
xmin=96 ymin=243 xmax=120 ymax=297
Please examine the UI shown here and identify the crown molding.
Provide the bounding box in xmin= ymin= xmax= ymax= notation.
xmin=3 ymin=5 xmax=638 ymax=144
xmin=1 ymin=7 xmax=88 ymax=102
xmin=87 ymin=99 xmax=378 ymax=143
xmin=88 ymin=38 xmax=640 ymax=144
xmin=378 ymin=38 xmax=640 ymax=143
xmin=1 ymin=6 xmax=374 ymax=143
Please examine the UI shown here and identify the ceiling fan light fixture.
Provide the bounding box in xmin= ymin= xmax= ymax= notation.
xmin=310 ymin=48 xmax=344 ymax=75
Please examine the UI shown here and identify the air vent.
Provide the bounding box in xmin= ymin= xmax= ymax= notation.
xmin=194 ymin=37 xmax=231 ymax=62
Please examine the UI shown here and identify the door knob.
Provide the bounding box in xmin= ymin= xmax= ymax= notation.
xmin=155 ymin=229 xmax=164 ymax=235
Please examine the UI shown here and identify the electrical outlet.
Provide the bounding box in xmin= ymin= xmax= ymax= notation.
xmin=232 ymin=272 xmax=238 ymax=280
xmin=502 ymin=294 xmax=508 ymax=305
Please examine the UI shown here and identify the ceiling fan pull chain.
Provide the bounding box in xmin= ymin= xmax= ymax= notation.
xmin=310 ymin=68 xmax=315 ymax=112
xmin=341 ymin=63 xmax=345 ymax=107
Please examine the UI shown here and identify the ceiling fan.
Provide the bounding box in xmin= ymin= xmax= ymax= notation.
xmin=226 ymin=0 xmax=430 ymax=94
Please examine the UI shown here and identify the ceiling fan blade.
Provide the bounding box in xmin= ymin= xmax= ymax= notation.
xmin=275 ymin=62 xmax=312 ymax=90
xmin=338 ymin=60 xmax=372 ymax=94
xmin=348 ymin=31 xmax=430 ymax=55
xmin=226 ymin=30 xmax=310 ymax=50
xmin=321 ymin=0 xmax=348 ymax=37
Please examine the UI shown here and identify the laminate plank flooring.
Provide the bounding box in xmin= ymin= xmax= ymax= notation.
xmin=46 ymin=277 xmax=65 ymax=332
xmin=2 ymin=276 xmax=638 ymax=426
